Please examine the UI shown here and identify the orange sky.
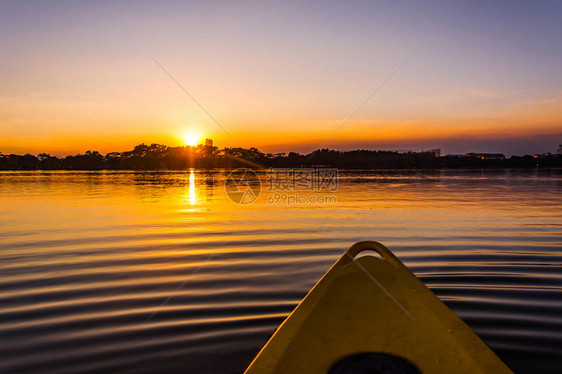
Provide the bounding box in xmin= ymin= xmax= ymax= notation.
xmin=2 ymin=88 xmax=560 ymax=156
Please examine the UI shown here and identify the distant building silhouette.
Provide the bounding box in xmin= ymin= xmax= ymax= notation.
xmin=464 ymin=152 xmax=505 ymax=160
xmin=205 ymin=138 xmax=213 ymax=147
xmin=430 ymin=148 xmax=441 ymax=157
xmin=557 ymin=144 xmax=562 ymax=155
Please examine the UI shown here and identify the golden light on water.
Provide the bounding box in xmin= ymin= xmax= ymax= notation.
xmin=188 ymin=170 xmax=196 ymax=205
xmin=0 ymin=170 xmax=561 ymax=373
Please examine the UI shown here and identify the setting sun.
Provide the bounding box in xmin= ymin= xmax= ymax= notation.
xmin=182 ymin=133 xmax=200 ymax=146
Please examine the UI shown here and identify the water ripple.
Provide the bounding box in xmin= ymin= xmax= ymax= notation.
xmin=1 ymin=170 xmax=561 ymax=373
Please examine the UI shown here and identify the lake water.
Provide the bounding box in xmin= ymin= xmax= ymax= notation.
xmin=1 ymin=169 xmax=561 ymax=373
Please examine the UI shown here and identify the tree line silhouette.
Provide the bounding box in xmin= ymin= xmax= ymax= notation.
xmin=0 ymin=143 xmax=560 ymax=170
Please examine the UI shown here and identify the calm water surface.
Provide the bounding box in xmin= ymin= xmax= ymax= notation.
xmin=1 ymin=169 xmax=561 ymax=373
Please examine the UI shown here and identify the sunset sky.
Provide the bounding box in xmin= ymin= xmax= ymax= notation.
xmin=1 ymin=1 xmax=561 ymax=156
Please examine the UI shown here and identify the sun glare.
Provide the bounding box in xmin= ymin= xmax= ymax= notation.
xmin=182 ymin=132 xmax=200 ymax=146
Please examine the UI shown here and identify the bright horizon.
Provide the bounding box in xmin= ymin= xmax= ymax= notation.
xmin=2 ymin=1 xmax=561 ymax=157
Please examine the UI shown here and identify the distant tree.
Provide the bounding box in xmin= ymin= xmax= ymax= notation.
xmin=2 ymin=143 xmax=562 ymax=170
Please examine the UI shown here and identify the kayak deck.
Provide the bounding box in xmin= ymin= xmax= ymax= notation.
xmin=245 ymin=241 xmax=512 ymax=373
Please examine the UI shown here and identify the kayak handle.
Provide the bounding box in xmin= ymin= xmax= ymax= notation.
xmin=336 ymin=241 xmax=402 ymax=269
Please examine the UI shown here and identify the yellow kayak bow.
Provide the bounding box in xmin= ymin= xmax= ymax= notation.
xmin=245 ymin=241 xmax=512 ymax=374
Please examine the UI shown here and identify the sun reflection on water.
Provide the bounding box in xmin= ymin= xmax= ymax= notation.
xmin=188 ymin=169 xmax=196 ymax=205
